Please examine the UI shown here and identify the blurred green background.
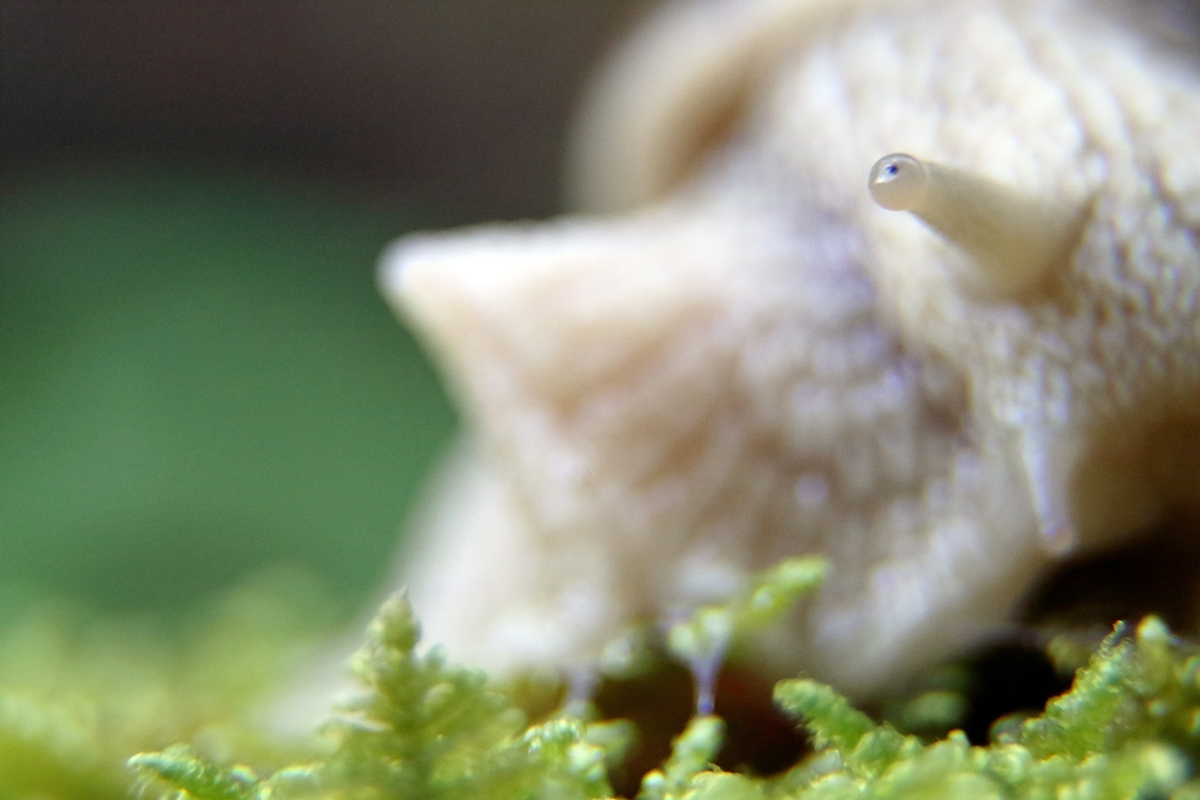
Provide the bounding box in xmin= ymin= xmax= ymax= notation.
xmin=0 ymin=1 xmax=641 ymax=619
xmin=0 ymin=163 xmax=455 ymax=614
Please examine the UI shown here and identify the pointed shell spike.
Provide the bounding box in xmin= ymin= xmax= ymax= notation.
xmin=869 ymin=153 xmax=1080 ymax=297
xmin=1019 ymin=428 xmax=1079 ymax=556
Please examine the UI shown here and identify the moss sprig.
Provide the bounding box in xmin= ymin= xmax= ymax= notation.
xmin=133 ymin=593 xmax=627 ymax=800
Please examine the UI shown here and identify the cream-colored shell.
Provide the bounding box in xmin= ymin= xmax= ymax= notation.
xmin=380 ymin=0 xmax=1200 ymax=695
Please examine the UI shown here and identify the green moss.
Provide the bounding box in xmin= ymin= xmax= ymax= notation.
xmin=134 ymin=594 xmax=629 ymax=800
xmin=0 ymin=567 xmax=336 ymax=800
xmin=0 ymin=556 xmax=1193 ymax=799
xmin=124 ymin=560 xmax=1200 ymax=799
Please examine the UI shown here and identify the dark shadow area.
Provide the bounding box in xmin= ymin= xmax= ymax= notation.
xmin=959 ymin=643 xmax=1070 ymax=745
xmin=594 ymin=659 xmax=809 ymax=797
xmin=1024 ymin=515 xmax=1200 ymax=637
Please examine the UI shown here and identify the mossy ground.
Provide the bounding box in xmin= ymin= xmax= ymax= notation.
xmin=0 ymin=550 xmax=1187 ymax=800
xmin=115 ymin=560 xmax=1200 ymax=800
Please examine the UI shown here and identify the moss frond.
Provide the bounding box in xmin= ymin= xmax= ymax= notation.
xmin=135 ymin=593 xmax=626 ymax=800
xmin=637 ymin=715 xmax=725 ymax=800
xmin=666 ymin=558 xmax=827 ymax=669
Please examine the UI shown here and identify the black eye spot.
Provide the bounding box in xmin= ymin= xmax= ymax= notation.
xmin=868 ymin=153 xmax=927 ymax=211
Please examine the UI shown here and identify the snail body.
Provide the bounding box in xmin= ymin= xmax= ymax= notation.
xmin=381 ymin=0 xmax=1200 ymax=695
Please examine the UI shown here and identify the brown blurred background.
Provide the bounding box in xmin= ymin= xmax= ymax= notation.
xmin=1 ymin=0 xmax=648 ymax=223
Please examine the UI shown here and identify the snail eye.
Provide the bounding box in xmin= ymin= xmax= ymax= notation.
xmin=868 ymin=153 xmax=928 ymax=211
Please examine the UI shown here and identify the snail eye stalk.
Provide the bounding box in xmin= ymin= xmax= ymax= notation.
xmin=868 ymin=153 xmax=1080 ymax=297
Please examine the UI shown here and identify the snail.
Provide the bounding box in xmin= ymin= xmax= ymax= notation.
xmin=378 ymin=0 xmax=1200 ymax=699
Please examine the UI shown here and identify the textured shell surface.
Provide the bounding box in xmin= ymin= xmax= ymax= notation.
xmin=379 ymin=0 xmax=1200 ymax=695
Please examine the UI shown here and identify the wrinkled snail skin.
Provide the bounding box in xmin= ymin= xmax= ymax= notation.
xmin=379 ymin=0 xmax=1200 ymax=699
